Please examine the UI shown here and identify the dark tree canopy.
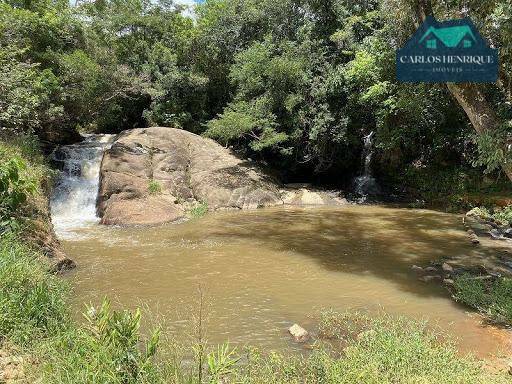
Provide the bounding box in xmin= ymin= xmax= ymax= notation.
xmin=1 ymin=0 xmax=511 ymax=196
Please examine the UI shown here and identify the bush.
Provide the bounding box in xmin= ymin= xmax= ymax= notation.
xmin=0 ymin=138 xmax=48 ymax=232
xmin=148 ymin=179 xmax=162 ymax=195
xmin=0 ymin=156 xmax=37 ymax=229
xmin=492 ymin=205 xmax=512 ymax=226
xmin=41 ymin=299 xmax=164 ymax=384
xmin=454 ymin=275 xmax=512 ymax=325
xmin=188 ymin=201 xmax=208 ymax=219
xmin=467 ymin=205 xmax=512 ymax=226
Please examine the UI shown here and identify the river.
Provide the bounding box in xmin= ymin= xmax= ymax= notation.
xmin=51 ymin=135 xmax=511 ymax=359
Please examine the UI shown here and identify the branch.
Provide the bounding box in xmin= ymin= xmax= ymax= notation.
xmin=412 ymin=0 xmax=433 ymax=25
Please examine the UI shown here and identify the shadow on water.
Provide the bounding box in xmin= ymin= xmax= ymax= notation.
xmin=203 ymin=206 xmax=506 ymax=300
xmin=64 ymin=205 xmax=512 ymax=356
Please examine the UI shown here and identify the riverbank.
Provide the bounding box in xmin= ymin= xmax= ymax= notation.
xmin=1 ymin=137 xmax=512 ymax=382
xmin=409 ymin=204 xmax=512 ymax=328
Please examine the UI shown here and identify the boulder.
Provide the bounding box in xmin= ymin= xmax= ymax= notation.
xmin=466 ymin=230 xmax=480 ymax=244
xmin=281 ymin=185 xmax=348 ymax=206
xmin=489 ymin=228 xmax=503 ymax=240
xmin=98 ymin=127 xmax=285 ymax=225
xmin=288 ymin=324 xmax=309 ymax=342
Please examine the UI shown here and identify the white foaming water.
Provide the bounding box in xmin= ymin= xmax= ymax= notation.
xmin=50 ymin=134 xmax=114 ymax=239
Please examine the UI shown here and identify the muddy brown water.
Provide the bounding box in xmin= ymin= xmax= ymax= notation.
xmin=62 ymin=205 xmax=511 ymax=358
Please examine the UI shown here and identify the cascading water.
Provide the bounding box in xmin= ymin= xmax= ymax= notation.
xmin=50 ymin=134 xmax=114 ymax=239
xmin=352 ymin=131 xmax=381 ymax=200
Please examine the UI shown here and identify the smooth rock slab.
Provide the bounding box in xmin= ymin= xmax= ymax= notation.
xmin=98 ymin=127 xmax=284 ymax=225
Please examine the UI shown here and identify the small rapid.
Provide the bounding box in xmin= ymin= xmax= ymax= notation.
xmin=50 ymin=134 xmax=114 ymax=239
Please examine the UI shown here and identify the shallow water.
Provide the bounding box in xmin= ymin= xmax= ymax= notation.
xmin=61 ymin=205 xmax=512 ymax=358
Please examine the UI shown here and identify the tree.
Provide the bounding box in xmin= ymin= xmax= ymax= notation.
xmin=409 ymin=0 xmax=512 ymax=182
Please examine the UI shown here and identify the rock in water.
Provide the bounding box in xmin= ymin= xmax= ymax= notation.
xmin=489 ymin=228 xmax=503 ymax=240
xmin=442 ymin=263 xmax=454 ymax=273
xmin=419 ymin=275 xmax=442 ymax=283
xmin=281 ymin=185 xmax=347 ymax=206
xmin=288 ymin=324 xmax=309 ymax=342
xmin=97 ymin=127 xmax=284 ymax=225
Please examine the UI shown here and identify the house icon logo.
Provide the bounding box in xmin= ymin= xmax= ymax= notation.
xmin=397 ymin=16 xmax=498 ymax=83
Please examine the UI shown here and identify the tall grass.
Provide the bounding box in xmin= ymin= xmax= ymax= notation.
xmin=39 ymin=300 xmax=165 ymax=384
xmin=0 ymin=233 xmax=68 ymax=346
xmin=235 ymin=311 xmax=504 ymax=384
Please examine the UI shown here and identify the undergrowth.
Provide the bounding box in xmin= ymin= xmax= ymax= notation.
xmin=453 ymin=274 xmax=512 ymax=325
xmin=188 ymin=201 xmax=208 ymax=219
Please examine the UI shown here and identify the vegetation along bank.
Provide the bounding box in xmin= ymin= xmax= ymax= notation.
xmin=2 ymin=0 xmax=512 ymax=382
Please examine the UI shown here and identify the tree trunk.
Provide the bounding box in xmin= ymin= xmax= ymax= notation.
xmin=412 ymin=0 xmax=512 ymax=182
xmin=447 ymin=83 xmax=512 ymax=181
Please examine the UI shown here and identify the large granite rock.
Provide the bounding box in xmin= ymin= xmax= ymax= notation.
xmin=97 ymin=127 xmax=285 ymax=225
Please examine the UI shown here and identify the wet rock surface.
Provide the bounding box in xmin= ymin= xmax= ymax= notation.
xmin=464 ymin=208 xmax=512 ymax=242
xmin=411 ymin=210 xmax=512 ymax=284
xmin=281 ymin=184 xmax=348 ymax=206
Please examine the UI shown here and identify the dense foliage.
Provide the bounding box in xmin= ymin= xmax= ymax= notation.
xmin=1 ymin=0 xmax=512 ymax=192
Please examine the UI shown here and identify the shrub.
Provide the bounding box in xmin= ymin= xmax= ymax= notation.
xmin=0 ymin=138 xmax=48 ymax=232
xmin=466 ymin=205 xmax=512 ymax=226
xmin=188 ymin=201 xmax=208 ymax=219
xmin=148 ymin=179 xmax=162 ymax=195
xmin=454 ymin=275 xmax=512 ymax=325
xmin=492 ymin=205 xmax=512 ymax=226
xmin=0 ymin=156 xmax=37 ymax=229
xmin=40 ymin=299 xmax=163 ymax=384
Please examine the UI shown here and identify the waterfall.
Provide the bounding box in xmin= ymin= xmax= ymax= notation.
xmin=362 ymin=131 xmax=375 ymax=176
xmin=352 ymin=131 xmax=381 ymax=200
xmin=50 ymin=134 xmax=114 ymax=239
